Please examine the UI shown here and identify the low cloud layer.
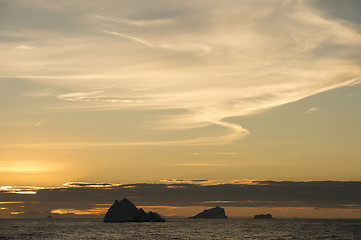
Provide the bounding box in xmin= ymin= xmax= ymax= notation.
xmin=1 ymin=0 xmax=361 ymax=144
xmin=1 ymin=181 xmax=360 ymax=217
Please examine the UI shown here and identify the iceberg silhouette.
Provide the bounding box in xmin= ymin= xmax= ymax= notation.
xmin=254 ymin=213 xmax=273 ymax=219
xmin=104 ymin=198 xmax=166 ymax=222
xmin=189 ymin=206 xmax=227 ymax=219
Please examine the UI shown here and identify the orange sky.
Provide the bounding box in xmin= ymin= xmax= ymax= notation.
xmin=0 ymin=0 xmax=361 ymax=218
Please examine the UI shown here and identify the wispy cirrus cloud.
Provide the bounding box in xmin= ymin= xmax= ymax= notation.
xmin=57 ymin=91 xmax=104 ymax=102
xmin=57 ymin=91 xmax=144 ymax=104
xmin=102 ymin=30 xmax=155 ymax=48
xmin=94 ymin=14 xmax=176 ymax=27
xmin=173 ymin=163 xmax=234 ymax=167
xmin=306 ymin=107 xmax=318 ymax=113
xmin=193 ymin=152 xmax=243 ymax=155
xmin=0 ymin=120 xmax=46 ymax=127
xmin=14 ymin=45 xmax=34 ymax=50
xmin=1 ymin=0 xmax=361 ymax=145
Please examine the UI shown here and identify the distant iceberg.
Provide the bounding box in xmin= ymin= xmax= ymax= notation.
xmin=189 ymin=206 xmax=227 ymax=219
xmin=254 ymin=214 xmax=273 ymax=219
xmin=103 ymin=198 xmax=166 ymax=222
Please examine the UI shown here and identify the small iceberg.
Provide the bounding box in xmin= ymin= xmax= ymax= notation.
xmin=189 ymin=206 xmax=227 ymax=219
xmin=254 ymin=213 xmax=273 ymax=219
xmin=103 ymin=198 xmax=166 ymax=222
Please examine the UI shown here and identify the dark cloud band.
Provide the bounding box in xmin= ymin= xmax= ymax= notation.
xmin=1 ymin=181 xmax=360 ymax=217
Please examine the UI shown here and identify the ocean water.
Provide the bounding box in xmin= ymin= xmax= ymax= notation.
xmin=0 ymin=218 xmax=360 ymax=240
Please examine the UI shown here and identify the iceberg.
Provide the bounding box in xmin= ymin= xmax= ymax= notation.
xmin=104 ymin=198 xmax=166 ymax=222
xmin=147 ymin=211 xmax=165 ymax=222
xmin=254 ymin=214 xmax=273 ymax=219
xmin=189 ymin=206 xmax=227 ymax=219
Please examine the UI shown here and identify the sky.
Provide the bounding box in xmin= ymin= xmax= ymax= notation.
xmin=0 ymin=0 xmax=361 ymax=218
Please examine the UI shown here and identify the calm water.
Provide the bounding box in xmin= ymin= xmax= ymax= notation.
xmin=0 ymin=218 xmax=360 ymax=239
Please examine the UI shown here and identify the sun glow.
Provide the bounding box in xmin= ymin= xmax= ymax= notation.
xmin=0 ymin=162 xmax=55 ymax=173
xmin=0 ymin=0 xmax=361 ymax=220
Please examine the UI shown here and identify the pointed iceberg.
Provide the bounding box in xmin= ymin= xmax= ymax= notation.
xmin=103 ymin=198 xmax=166 ymax=222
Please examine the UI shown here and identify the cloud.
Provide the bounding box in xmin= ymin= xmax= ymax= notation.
xmin=231 ymin=179 xmax=258 ymax=184
xmin=0 ymin=120 xmax=46 ymax=127
xmin=102 ymin=30 xmax=155 ymax=48
xmin=306 ymin=107 xmax=318 ymax=113
xmin=103 ymin=99 xmax=143 ymax=103
xmin=161 ymin=179 xmax=213 ymax=184
xmin=193 ymin=152 xmax=243 ymax=155
xmin=57 ymin=91 xmax=104 ymax=102
xmin=1 ymin=180 xmax=361 ymax=218
xmin=94 ymin=14 xmax=176 ymax=27
xmin=15 ymin=45 xmax=34 ymax=50
xmin=62 ymin=182 xmax=117 ymax=188
xmin=1 ymin=0 xmax=361 ymax=144
xmin=0 ymin=186 xmax=46 ymax=194
xmin=57 ymin=91 xmax=144 ymax=104
xmin=173 ymin=163 xmax=233 ymax=167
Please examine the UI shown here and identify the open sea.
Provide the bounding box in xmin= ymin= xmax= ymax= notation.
xmin=0 ymin=218 xmax=360 ymax=240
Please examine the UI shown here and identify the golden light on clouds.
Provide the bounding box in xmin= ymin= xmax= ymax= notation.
xmin=0 ymin=0 xmax=361 ymax=219
xmin=51 ymin=208 xmax=108 ymax=215
xmin=10 ymin=212 xmax=25 ymax=215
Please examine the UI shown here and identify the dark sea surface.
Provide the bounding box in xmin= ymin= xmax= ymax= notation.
xmin=0 ymin=218 xmax=361 ymax=240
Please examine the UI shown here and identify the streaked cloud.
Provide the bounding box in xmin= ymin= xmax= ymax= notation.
xmin=193 ymin=152 xmax=243 ymax=155
xmin=62 ymin=182 xmax=118 ymax=188
xmin=1 ymin=0 xmax=360 ymax=145
xmin=104 ymin=99 xmax=143 ymax=103
xmin=161 ymin=179 xmax=213 ymax=184
xmin=173 ymin=163 xmax=233 ymax=167
xmin=94 ymin=14 xmax=176 ymax=27
xmin=57 ymin=91 xmax=144 ymax=104
xmin=102 ymin=30 xmax=155 ymax=48
xmin=14 ymin=45 xmax=34 ymax=50
xmin=231 ymin=179 xmax=258 ymax=185
xmin=0 ymin=186 xmax=46 ymax=194
xmin=306 ymin=107 xmax=318 ymax=113
xmin=0 ymin=120 xmax=46 ymax=127
xmin=51 ymin=208 xmax=107 ymax=215
xmin=57 ymin=91 xmax=104 ymax=102
xmin=10 ymin=211 xmax=25 ymax=215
